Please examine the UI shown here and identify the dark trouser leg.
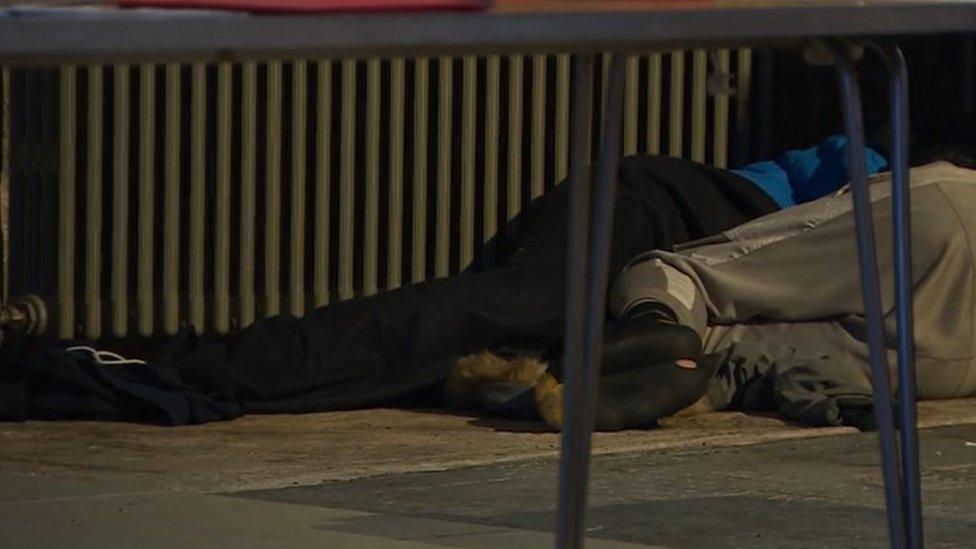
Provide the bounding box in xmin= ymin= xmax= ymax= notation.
xmin=170 ymin=260 xmax=567 ymax=412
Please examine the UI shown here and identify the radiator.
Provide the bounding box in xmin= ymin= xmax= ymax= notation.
xmin=3 ymin=50 xmax=752 ymax=341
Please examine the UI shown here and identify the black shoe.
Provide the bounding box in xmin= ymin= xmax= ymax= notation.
xmin=537 ymin=354 xmax=717 ymax=432
xmin=538 ymin=315 xmax=709 ymax=431
xmin=475 ymin=381 xmax=540 ymax=419
xmin=549 ymin=314 xmax=703 ymax=381
xmin=593 ymin=355 xmax=716 ymax=431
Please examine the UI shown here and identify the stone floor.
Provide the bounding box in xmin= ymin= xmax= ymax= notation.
xmin=0 ymin=399 xmax=974 ymax=547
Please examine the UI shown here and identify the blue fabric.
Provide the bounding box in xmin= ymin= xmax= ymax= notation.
xmin=734 ymin=135 xmax=888 ymax=208
xmin=732 ymin=161 xmax=794 ymax=209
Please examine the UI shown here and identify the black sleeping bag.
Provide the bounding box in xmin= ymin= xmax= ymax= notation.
xmin=0 ymin=155 xmax=779 ymax=424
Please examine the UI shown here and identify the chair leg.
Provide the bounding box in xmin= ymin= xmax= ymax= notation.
xmin=820 ymin=37 xmax=907 ymax=549
xmin=870 ymin=40 xmax=923 ymax=549
xmin=556 ymin=53 xmax=625 ymax=549
xmin=556 ymin=53 xmax=594 ymax=549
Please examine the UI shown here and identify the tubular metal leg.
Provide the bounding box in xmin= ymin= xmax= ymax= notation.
xmin=871 ymin=41 xmax=923 ymax=549
xmin=556 ymin=54 xmax=626 ymax=549
xmin=821 ymin=38 xmax=907 ymax=549
xmin=556 ymin=54 xmax=594 ymax=549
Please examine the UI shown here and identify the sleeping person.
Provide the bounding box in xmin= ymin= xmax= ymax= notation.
xmin=576 ymin=157 xmax=976 ymax=431
xmin=7 ymin=137 xmax=971 ymax=432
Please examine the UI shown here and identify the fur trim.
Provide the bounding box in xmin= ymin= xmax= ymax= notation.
xmin=444 ymin=351 xmax=548 ymax=409
xmin=534 ymin=371 xmax=563 ymax=431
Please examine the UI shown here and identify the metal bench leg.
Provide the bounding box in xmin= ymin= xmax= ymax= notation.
xmin=821 ymin=38 xmax=907 ymax=549
xmin=556 ymin=53 xmax=625 ymax=549
xmin=870 ymin=41 xmax=923 ymax=549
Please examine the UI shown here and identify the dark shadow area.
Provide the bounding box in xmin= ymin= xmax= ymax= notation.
xmin=234 ymin=424 xmax=976 ymax=548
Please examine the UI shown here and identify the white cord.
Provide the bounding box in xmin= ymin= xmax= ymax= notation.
xmin=65 ymin=345 xmax=147 ymax=366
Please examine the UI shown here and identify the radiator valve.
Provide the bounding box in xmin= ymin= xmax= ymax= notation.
xmin=0 ymin=295 xmax=47 ymax=346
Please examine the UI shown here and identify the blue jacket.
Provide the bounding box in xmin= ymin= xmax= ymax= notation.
xmin=734 ymin=136 xmax=888 ymax=208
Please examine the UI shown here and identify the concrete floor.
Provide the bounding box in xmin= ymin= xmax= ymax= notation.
xmin=1 ymin=400 xmax=974 ymax=547
xmin=243 ymin=424 xmax=976 ymax=548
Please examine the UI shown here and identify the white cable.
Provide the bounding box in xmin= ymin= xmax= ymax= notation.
xmin=65 ymin=345 xmax=147 ymax=366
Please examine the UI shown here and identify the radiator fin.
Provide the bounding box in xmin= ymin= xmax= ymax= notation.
xmin=460 ymin=57 xmax=477 ymax=271
xmin=214 ymin=63 xmax=232 ymax=333
xmin=313 ymin=60 xmax=332 ymax=306
xmin=189 ymin=63 xmax=207 ymax=331
xmin=163 ymin=63 xmax=181 ymax=335
xmin=290 ymin=61 xmax=309 ymax=313
xmin=338 ymin=59 xmax=355 ymax=301
xmin=363 ymin=59 xmax=380 ymax=296
xmin=85 ymin=65 xmax=104 ymax=339
xmin=669 ymin=51 xmax=685 ymax=158
xmin=506 ymin=55 xmax=523 ymax=224
xmin=57 ymin=66 xmax=76 ymax=339
xmin=239 ymin=62 xmax=257 ymax=326
xmin=387 ymin=58 xmax=405 ymax=290
xmin=265 ymin=62 xmax=283 ymax=316
xmin=111 ymin=64 xmax=130 ymax=337
xmin=646 ymin=53 xmax=662 ymax=155
xmin=434 ymin=56 xmax=452 ymax=279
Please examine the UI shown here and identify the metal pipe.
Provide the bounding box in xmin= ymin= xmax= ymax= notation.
xmin=314 ymin=59 xmax=332 ymax=307
xmin=58 ymin=65 xmax=77 ymax=339
xmin=691 ymin=50 xmax=707 ymax=162
xmin=872 ymin=41 xmax=922 ymax=549
xmin=240 ymin=62 xmax=257 ymax=326
xmin=555 ymin=54 xmax=593 ymax=549
xmin=821 ymin=38 xmax=906 ymax=549
xmin=623 ymin=55 xmax=638 ymax=155
xmin=214 ymin=63 xmax=231 ymax=333
xmin=112 ymin=63 xmax=130 ymax=337
xmin=669 ymin=50 xmax=684 ymax=157
xmin=265 ymin=61 xmax=283 ymax=315
xmin=288 ymin=61 xmax=308 ymax=316
xmin=338 ymin=59 xmax=355 ymax=299
xmin=163 ymin=63 xmax=180 ymax=335
xmin=290 ymin=60 xmax=308 ymax=312
xmin=530 ymin=54 xmax=546 ymax=200
xmin=460 ymin=56 xmax=477 ymax=270
xmin=507 ymin=54 xmax=523 ymax=222
xmin=85 ymin=65 xmax=103 ymax=339
xmin=412 ymin=57 xmax=429 ymax=284
xmin=483 ymin=55 xmax=501 ymax=261
xmin=571 ymin=53 xmax=624 ymax=549
xmin=137 ymin=64 xmax=156 ymax=337
xmin=555 ymin=54 xmax=570 ymax=181
xmin=647 ymin=53 xmax=662 ymax=155
xmin=363 ymin=59 xmax=380 ymax=296
xmin=558 ymin=54 xmax=625 ymax=549
xmin=435 ymin=56 xmax=452 ymax=278
xmin=713 ymin=49 xmax=731 ymax=168
xmin=388 ymin=57 xmax=405 ymax=289
xmin=189 ymin=63 xmax=206 ymax=330
xmin=734 ymin=49 xmax=753 ymax=167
